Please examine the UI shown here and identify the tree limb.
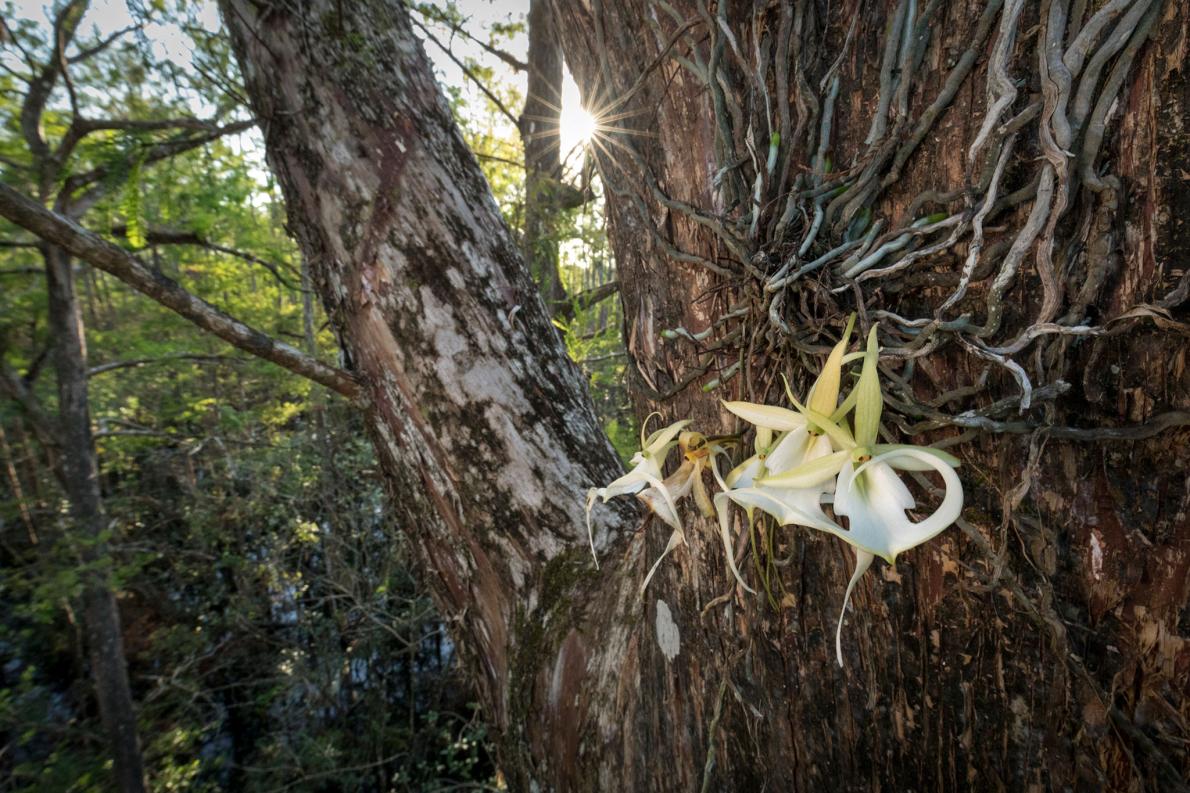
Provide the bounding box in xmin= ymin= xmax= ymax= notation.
xmin=109 ymin=224 xmax=303 ymax=290
xmin=19 ymin=0 xmax=88 ymax=165
xmin=60 ymin=119 xmax=256 ymax=209
xmin=87 ymin=353 xmax=245 ymax=377
xmin=411 ymin=17 xmax=521 ymax=127
xmin=56 ymin=116 xmax=229 ymax=164
xmin=411 ymin=3 xmax=529 ymax=71
xmin=553 ymin=279 xmax=619 ymax=321
xmin=67 ymin=24 xmax=139 ymax=64
xmin=0 ymin=183 xmax=363 ymax=401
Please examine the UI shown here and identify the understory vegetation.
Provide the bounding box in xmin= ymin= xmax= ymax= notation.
xmin=0 ymin=1 xmax=625 ymax=789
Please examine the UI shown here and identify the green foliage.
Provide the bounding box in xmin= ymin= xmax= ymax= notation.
xmin=120 ymin=153 xmax=148 ymax=248
xmin=0 ymin=4 xmax=501 ymax=790
xmin=1 ymin=1 xmax=633 ymax=790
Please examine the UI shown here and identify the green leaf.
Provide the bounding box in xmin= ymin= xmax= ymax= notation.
xmin=120 ymin=156 xmax=146 ymax=248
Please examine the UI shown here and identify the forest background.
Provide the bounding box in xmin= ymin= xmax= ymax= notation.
xmin=0 ymin=1 xmax=599 ymax=789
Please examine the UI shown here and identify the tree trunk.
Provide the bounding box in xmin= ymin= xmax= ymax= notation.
xmin=520 ymin=0 xmax=569 ymax=308
xmin=224 ymin=0 xmax=1189 ymax=790
xmin=45 ymin=244 xmax=148 ymax=793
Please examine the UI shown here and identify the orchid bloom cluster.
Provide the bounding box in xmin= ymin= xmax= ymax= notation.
xmin=586 ymin=317 xmax=965 ymax=666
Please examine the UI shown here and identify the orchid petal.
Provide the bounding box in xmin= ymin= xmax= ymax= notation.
xmin=638 ymin=464 xmax=693 ymax=531
xmin=725 ymin=486 xmax=841 ymax=533
xmin=764 ymin=427 xmax=809 ymax=474
xmin=709 ymin=447 xmax=733 ymax=491
xmin=854 ymin=327 xmax=883 ymax=449
xmin=722 ymin=400 xmax=807 ymax=432
xmin=692 ymin=463 xmax=715 ymax=517
xmin=833 ymin=448 xmax=963 ymax=562
xmin=836 ymin=548 xmax=874 ymax=667
xmin=640 ymin=529 xmax=684 ymax=595
xmin=585 ymin=454 xmax=665 ymax=566
xmin=872 ymin=444 xmax=961 ymax=470
xmin=830 ymin=460 xmax=903 ymax=562
xmin=725 ymin=454 xmax=764 ymax=489
xmin=808 ymin=313 xmax=855 ymax=416
xmin=639 ymin=411 xmax=659 ymax=449
xmin=714 ymin=492 xmax=756 ymax=594
xmin=597 ymin=460 xmax=658 ymax=501
xmin=858 ymin=448 xmax=964 ymax=559
xmin=778 ymin=387 xmax=856 ymax=451
xmin=757 ymin=450 xmax=849 ymax=489
xmin=829 ymin=379 xmax=860 ymax=423
xmin=754 ymin=426 xmax=773 ymax=455
xmin=643 ymin=419 xmax=692 ymax=455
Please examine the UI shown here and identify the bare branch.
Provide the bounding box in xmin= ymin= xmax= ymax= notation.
xmin=553 ymin=279 xmax=619 ymax=321
xmin=0 ymin=16 xmax=37 ymax=69
xmin=0 ymin=182 xmax=363 ymax=401
xmin=61 ymin=119 xmax=256 ymax=209
xmin=67 ymin=24 xmax=138 ymax=63
xmin=19 ymin=0 xmax=89 ymax=165
xmin=88 ymin=353 xmax=245 ymax=377
xmin=412 ymin=3 xmax=529 ymax=71
xmin=475 ymin=151 xmax=525 ymax=169
xmin=56 ymin=116 xmax=230 ymax=164
xmin=109 ymin=224 xmax=303 ymax=290
xmin=411 ymin=17 xmax=520 ymax=128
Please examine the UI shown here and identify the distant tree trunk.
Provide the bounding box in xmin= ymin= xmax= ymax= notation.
xmin=224 ymin=0 xmax=1189 ymax=790
xmin=44 ymin=244 xmax=148 ymax=793
xmin=520 ymin=0 xmax=568 ymax=308
xmin=10 ymin=3 xmax=151 ymax=786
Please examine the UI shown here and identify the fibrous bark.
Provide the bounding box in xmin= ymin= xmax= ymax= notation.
xmin=550 ymin=0 xmax=1190 ymax=789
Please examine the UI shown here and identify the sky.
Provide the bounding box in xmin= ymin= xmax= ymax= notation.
xmin=4 ymin=0 xmax=590 ymax=156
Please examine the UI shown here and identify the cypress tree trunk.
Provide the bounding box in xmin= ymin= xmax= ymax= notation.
xmin=520 ymin=0 xmax=569 ymax=309
xmin=224 ymin=0 xmax=1189 ymax=789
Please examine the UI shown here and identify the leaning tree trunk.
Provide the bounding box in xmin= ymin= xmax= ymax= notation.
xmin=223 ymin=0 xmax=1188 ymax=790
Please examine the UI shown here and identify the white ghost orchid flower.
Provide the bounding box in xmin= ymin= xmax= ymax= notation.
xmin=723 ymin=428 xmax=844 ymax=535
xmin=718 ymin=320 xmax=858 ymax=533
xmin=711 ymin=320 xmax=860 ymax=592
xmin=810 ymin=327 xmax=965 ymax=666
xmin=637 ymin=430 xmax=726 ymax=594
xmin=585 ymin=416 xmax=690 ymax=567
